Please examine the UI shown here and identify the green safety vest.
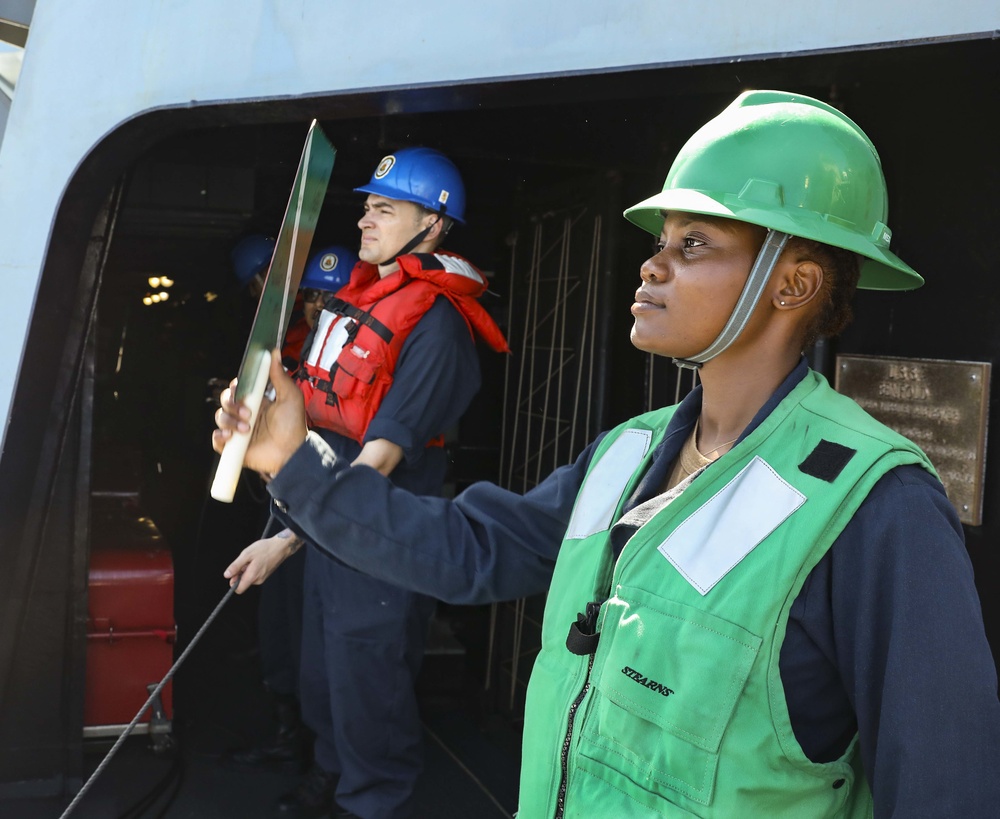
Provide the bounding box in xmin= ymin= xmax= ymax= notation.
xmin=518 ymin=370 xmax=935 ymax=818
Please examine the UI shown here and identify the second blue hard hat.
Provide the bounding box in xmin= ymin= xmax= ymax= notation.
xmin=301 ymin=244 xmax=359 ymax=292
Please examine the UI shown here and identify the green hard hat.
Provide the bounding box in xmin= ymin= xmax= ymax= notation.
xmin=623 ymin=90 xmax=921 ymax=290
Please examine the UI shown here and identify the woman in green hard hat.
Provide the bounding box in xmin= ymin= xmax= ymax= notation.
xmin=216 ymin=91 xmax=1000 ymax=817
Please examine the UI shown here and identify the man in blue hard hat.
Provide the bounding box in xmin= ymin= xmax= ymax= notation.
xmin=282 ymin=245 xmax=359 ymax=371
xmin=230 ymin=233 xmax=275 ymax=299
xmin=229 ymin=148 xmax=507 ymax=819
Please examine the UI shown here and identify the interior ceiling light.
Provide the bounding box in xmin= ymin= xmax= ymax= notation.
xmin=159 ymin=291 xmax=170 ymax=301
xmin=160 ymin=276 xmax=174 ymax=287
xmin=151 ymin=294 xmax=161 ymax=303
xmin=148 ymin=276 xmax=161 ymax=288
xmin=142 ymin=296 xmax=153 ymax=306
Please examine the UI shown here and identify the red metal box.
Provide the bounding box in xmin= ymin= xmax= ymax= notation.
xmin=85 ymin=515 xmax=176 ymax=737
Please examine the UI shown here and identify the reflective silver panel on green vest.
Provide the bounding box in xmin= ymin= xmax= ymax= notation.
xmin=657 ymin=456 xmax=805 ymax=595
xmin=564 ymin=428 xmax=652 ymax=539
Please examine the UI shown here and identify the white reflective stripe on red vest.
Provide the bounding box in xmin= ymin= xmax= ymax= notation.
xmin=305 ymin=310 xmax=354 ymax=375
xmin=436 ymin=253 xmax=483 ymax=283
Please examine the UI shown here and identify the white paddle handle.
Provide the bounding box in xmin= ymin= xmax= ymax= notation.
xmin=210 ymin=353 xmax=272 ymax=503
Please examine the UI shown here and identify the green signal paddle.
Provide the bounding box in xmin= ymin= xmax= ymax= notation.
xmin=211 ymin=120 xmax=336 ymax=502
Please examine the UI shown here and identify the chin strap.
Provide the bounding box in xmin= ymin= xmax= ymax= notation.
xmin=376 ymin=213 xmax=448 ymax=267
xmin=672 ymin=229 xmax=790 ymax=370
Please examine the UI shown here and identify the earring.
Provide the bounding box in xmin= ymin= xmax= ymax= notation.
xmin=779 ymin=300 xmax=786 ymax=306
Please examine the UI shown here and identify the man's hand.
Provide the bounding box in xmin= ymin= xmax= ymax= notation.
xmin=224 ymin=528 xmax=303 ymax=593
xmin=352 ymin=437 xmax=404 ymax=477
xmin=212 ymin=349 xmax=308 ymax=477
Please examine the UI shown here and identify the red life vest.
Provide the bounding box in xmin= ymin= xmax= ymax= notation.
xmin=281 ymin=313 xmax=310 ymax=371
xmin=296 ymin=251 xmax=509 ymax=445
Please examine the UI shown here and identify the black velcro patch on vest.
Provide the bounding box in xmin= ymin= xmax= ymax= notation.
xmin=799 ymin=440 xmax=857 ymax=483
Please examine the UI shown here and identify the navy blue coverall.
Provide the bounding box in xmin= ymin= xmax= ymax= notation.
xmin=297 ymin=297 xmax=481 ymax=819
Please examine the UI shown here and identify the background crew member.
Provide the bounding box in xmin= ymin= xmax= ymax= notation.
xmin=231 ymin=147 xmax=508 ymax=819
xmin=217 ymin=91 xmax=1000 ymax=817
xmin=282 ymin=245 xmax=358 ymax=370
xmin=227 ymin=243 xmax=357 ymax=775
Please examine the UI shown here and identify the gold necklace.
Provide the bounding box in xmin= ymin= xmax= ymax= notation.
xmin=694 ymin=419 xmax=740 ymax=459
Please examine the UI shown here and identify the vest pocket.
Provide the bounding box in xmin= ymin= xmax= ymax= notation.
xmin=576 ymin=587 xmax=761 ymax=808
xmin=331 ymin=345 xmax=381 ymax=396
xmin=572 ymin=758 xmax=705 ymax=817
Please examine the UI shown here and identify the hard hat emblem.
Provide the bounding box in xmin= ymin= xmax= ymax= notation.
xmin=438 ymin=190 xmax=450 ymax=205
xmin=374 ymin=155 xmax=396 ymax=179
xmin=320 ymin=253 xmax=338 ymax=271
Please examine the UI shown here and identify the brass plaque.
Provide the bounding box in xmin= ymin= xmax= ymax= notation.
xmin=835 ymin=355 xmax=991 ymax=526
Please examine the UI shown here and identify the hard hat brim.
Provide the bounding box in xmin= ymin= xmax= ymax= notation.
xmin=624 ymin=189 xmax=923 ymax=292
xmin=354 ymin=182 xmax=467 ymax=225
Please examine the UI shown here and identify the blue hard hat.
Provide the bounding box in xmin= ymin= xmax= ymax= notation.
xmin=354 ymin=147 xmax=466 ymax=224
xmin=301 ymin=245 xmax=358 ymax=292
xmin=230 ymin=234 xmax=276 ymax=286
